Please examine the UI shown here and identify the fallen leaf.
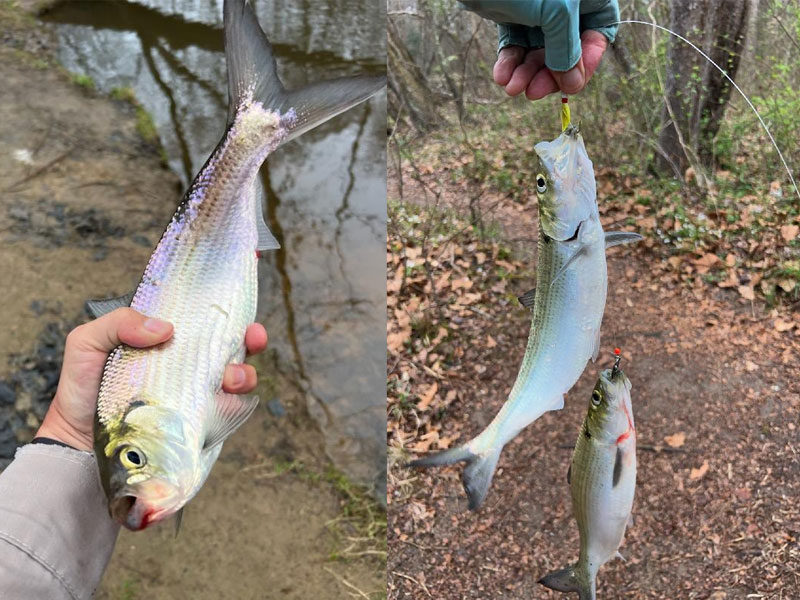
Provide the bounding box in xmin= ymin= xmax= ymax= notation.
xmin=486 ymin=335 xmax=497 ymax=348
xmin=744 ymin=360 xmax=759 ymax=372
xmin=780 ymin=224 xmax=799 ymax=242
xmin=775 ymin=319 xmax=795 ymax=333
xmin=737 ymin=285 xmax=755 ymax=301
xmin=417 ymin=382 xmax=438 ymax=411
xmin=690 ymin=460 xmax=709 ymax=480
xmin=778 ymin=279 xmax=796 ymax=293
xmin=664 ymin=432 xmax=686 ymax=448
xmin=451 ymin=277 xmax=473 ymax=291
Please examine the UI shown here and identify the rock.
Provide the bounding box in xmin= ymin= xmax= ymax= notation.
xmin=266 ymin=398 xmax=286 ymax=417
xmin=0 ymin=381 xmax=15 ymax=406
xmin=14 ymin=391 xmax=33 ymax=412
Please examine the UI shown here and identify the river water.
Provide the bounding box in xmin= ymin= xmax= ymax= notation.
xmin=42 ymin=0 xmax=387 ymax=497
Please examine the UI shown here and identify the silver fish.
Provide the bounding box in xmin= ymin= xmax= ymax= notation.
xmin=539 ymin=363 xmax=636 ymax=600
xmin=410 ymin=126 xmax=641 ymax=509
xmin=92 ymin=0 xmax=385 ymax=531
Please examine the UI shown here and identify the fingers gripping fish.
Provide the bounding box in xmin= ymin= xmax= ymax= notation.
xmin=90 ymin=0 xmax=385 ymax=531
xmin=410 ymin=126 xmax=641 ymax=510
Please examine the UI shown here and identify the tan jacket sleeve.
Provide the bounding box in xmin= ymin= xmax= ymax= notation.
xmin=0 ymin=443 xmax=119 ymax=600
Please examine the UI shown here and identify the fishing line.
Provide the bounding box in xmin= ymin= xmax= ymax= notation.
xmin=608 ymin=19 xmax=800 ymax=203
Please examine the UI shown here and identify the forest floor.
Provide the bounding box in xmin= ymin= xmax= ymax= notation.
xmin=386 ymin=132 xmax=800 ymax=599
xmin=0 ymin=3 xmax=384 ymax=598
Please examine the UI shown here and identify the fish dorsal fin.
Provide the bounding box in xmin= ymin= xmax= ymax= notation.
xmin=518 ymin=288 xmax=536 ymax=309
xmin=591 ymin=327 xmax=601 ymax=362
xmin=605 ymin=231 xmax=643 ymax=249
xmin=224 ymin=0 xmax=385 ymax=144
xmin=203 ymin=391 xmax=259 ymax=451
xmin=253 ymin=179 xmax=280 ymax=252
xmin=86 ymin=292 xmax=135 ymax=319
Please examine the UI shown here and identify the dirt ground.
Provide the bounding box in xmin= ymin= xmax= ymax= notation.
xmin=386 ymin=170 xmax=800 ymax=598
xmin=0 ymin=5 xmax=383 ymax=599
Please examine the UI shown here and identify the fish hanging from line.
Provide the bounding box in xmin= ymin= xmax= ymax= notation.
xmin=539 ymin=354 xmax=636 ymax=600
xmin=410 ymin=125 xmax=640 ymax=510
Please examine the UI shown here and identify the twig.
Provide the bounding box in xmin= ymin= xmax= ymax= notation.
xmin=4 ymin=147 xmax=75 ymax=192
xmin=323 ymin=567 xmax=372 ymax=599
xmin=392 ymin=571 xmax=432 ymax=598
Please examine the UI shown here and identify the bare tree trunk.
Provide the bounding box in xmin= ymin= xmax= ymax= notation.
xmin=656 ymin=0 xmax=751 ymax=175
xmin=388 ymin=19 xmax=441 ymax=134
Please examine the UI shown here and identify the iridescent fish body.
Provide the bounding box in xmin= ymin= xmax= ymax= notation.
xmin=411 ymin=126 xmax=641 ymax=509
xmin=92 ymin=0 xmax=385 ymax=531
xmin=539 ymin=367 xmax=636 ymax=600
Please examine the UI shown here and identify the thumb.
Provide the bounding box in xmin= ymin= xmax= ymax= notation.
xmin=539 ymin=0 xmax=582 ymax=73
xmin=69 ymin=307 xmax=174 ymax=353
xmin=551 ymin=57 xmax=585 ymax=94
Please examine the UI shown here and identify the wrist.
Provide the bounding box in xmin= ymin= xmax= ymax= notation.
xmin=36 ymin=401 xmax=93 ymax=452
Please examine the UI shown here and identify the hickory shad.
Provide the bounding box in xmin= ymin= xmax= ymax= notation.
xmin=92 ymin=0 xmax=384 ymax=530
xmin=411 ymin=125 xmax=640 ymax=509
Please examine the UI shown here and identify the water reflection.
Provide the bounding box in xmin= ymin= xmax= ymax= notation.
xmin=43 ymin=0 xmax=387 ymax=496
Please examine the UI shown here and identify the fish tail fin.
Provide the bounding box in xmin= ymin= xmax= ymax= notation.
xmin=539 ymin=565 xmax=595 ymax=600
xmin=409 ymin=441 xmax=503 ymax=511
xmin=224 ymin=0 xmax=385 ymax=145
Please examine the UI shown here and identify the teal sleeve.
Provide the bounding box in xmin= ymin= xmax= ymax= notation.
xmin=460 ymin=0 xmax=619 ymax=71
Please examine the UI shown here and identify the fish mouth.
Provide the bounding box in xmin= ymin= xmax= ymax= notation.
xmin=110 ymin=495 xmax=156 ymax=531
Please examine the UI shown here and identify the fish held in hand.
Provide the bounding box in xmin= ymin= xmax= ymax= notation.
xmin=409 ymin=125 xmax=641 ymax=509
xmin=539 ymin=361 xmax=636 ymax=600
xmin=92 ymin=0 xmax=385 ymax=531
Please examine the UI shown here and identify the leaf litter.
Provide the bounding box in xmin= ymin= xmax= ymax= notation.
xmin=387 ymin=154 xmax=800 ymax=599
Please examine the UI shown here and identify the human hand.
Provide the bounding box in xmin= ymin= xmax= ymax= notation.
xmin=36 ymin=308 xmax=268 ymax=452
xmin=459 ymin=0 xmax=618 ymax=99
xmin=494 ymin=30 xmax=609 ymax=99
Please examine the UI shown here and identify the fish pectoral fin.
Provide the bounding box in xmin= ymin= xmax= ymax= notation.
xmin=604 ymin=231 xmax=643 ymax=249
xmin=203 ymin=392 xmax=259 ymax=451
xmin=86 ymin=292 xmax=135 ymax=319
xmin=518 ymin=287 xmax=536 ymax=309
xmin=174 ymin=507 xmax=185 ymax=538
xmin=612 ymin=446 xmax=623 ymax=487
xmin=550 ymin=242 xmax=588 ymax=288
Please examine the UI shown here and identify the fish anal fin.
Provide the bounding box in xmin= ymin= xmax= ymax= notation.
xmin=203 ymin=391 xmax=259 ymax=451
xmin=86 ymin=292 xmax=135 ymax=319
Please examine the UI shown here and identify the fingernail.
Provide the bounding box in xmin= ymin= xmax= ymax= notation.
xmin=232 ymin=367 xmax=246 ymax=386
xmin=562 ymin=67 xmax=583 ymax=92
xmin=143 ymin=318 xmax=171 ymax=334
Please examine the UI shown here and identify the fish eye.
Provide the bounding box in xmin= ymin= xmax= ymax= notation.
xmin=591 ymin=389 xmax=603 ymax=406
xmin=536 ymin=174 xmax=547 ymax=194
xmin=120 ymin=447 xmax=146 ymax=469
